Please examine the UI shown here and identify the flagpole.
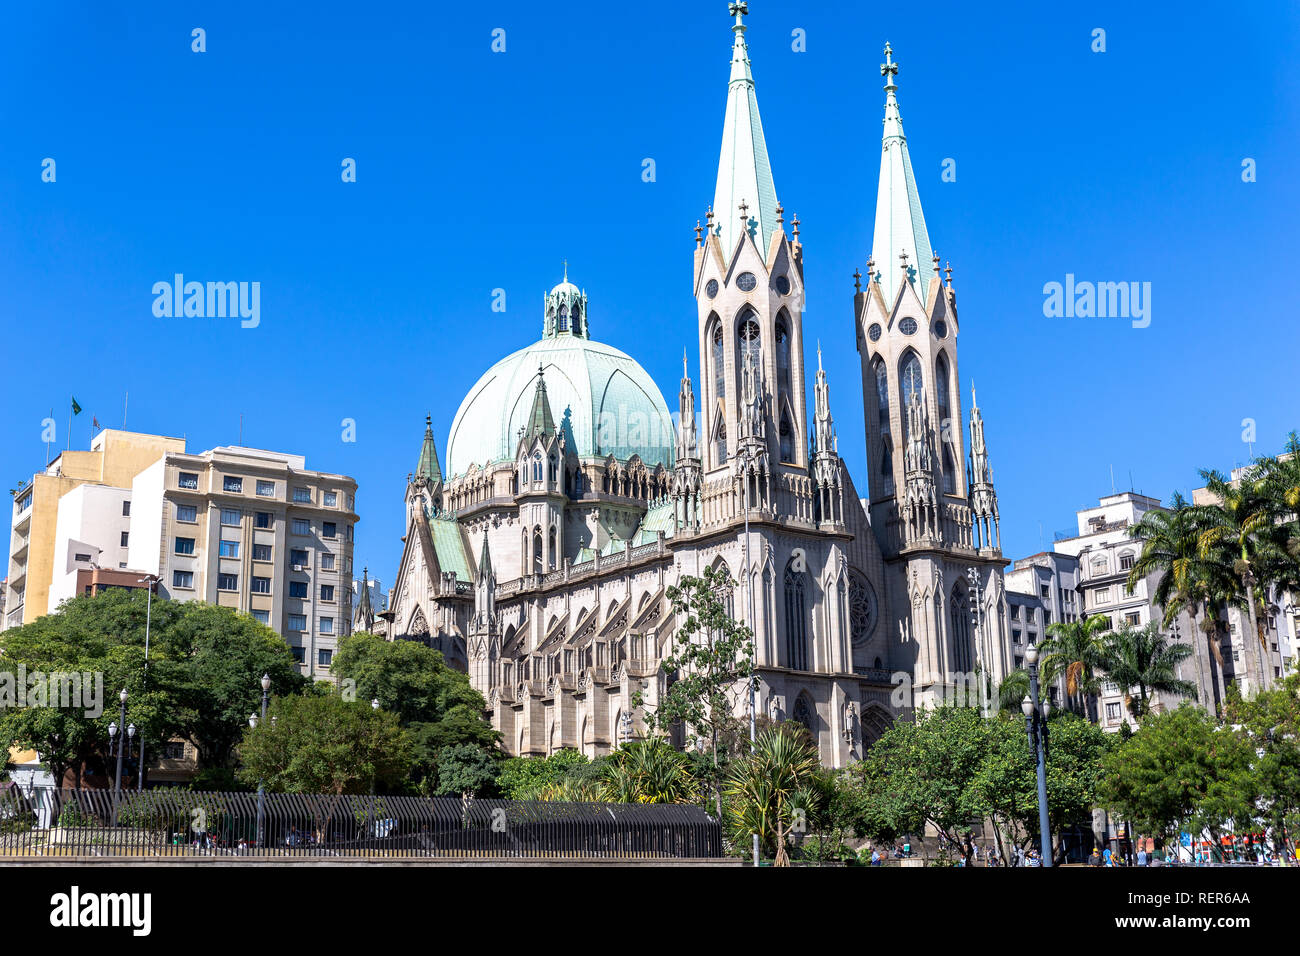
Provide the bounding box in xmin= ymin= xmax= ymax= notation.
xmin=122 ymin=391 xmax=128 ymax=430
xmin=46 ymin=407 xmax=53 ymax=466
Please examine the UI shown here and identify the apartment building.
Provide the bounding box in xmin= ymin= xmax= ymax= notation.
xmin=6 ymin=430 xmax=185 ymax=628
xmin=126 ymin=445 xmax=358 ymax=680
xmin=1004 ymin=551 xmax=1082 ymax=707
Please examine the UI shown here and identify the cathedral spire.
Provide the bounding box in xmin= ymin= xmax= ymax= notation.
xmin=677 ymin=350 xmax=698 ymax=460
xmin=813 ymin=343 xmax=836 ymax=455
xmin=967 ymin=382 xmax=1001 ymax=551
xmin=355 ymin=566 xmax=375 ymax=633
xmin=524 ymin=366 xmax=557 ymax=440
xmin=415 ymin=414 xmax=443 ymax=485
xmin=870 ymin=42 xmax=934 ymax=307
xmin=711 ymin=2 xmax=780 ymax=259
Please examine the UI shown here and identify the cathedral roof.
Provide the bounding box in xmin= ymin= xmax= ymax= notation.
xmin=415 ymin=415 xmax=443 ymax=484
xmin=870 ymin=43 xmax=935 ymax=308
xmin=711 ymin=3 xmax=780 ymax=260
xmin=445 ymin=278 xmax=675 ymax=478
xmin=428 ymin=515 xmax=471 ymax=582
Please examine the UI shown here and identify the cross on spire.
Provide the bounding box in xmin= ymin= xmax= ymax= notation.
xmin=853 ymin=267 xmax=862 ymax=292
xmin=790 ymin=213 xmax=800 ymax=239
xmin=944 ymin=261 xmax=953 ymax=285
xmin=729 ymin=0 xmax=748 ymax=25
xmin=694 ymin=220 xmax=703 ymax=244
xmin=881 ymin=42 xmax=898 ymax=84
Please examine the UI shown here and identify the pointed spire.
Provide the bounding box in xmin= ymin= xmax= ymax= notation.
xmin=524 ymin=365 xmax=557 ymax=440
xmin=711 ymin=2 xmax=780 ymax=259
xmin=969 ymin=381 xmax=992 ymax=485
xmin=478 ymin=534 xmax=494 ymax=583
xmin=415 ymin=414 xmax=443 ymax=484
xmin=814 ymin=341 xmax=836 ymax=456
xmin=871 ymin=43 xmax=935 ymax=308
xmin=678 ymin=351 xmax=698 ymax=460
xmin=355 ymin=566 xmax=375 ymax=632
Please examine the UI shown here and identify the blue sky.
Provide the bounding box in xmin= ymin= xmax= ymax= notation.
xmin=3 ymin=1 xmax=1298 ymax=590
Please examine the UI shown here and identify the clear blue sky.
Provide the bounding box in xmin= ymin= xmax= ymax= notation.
xmin=3 ymin=1 xmax=1298 ymax=589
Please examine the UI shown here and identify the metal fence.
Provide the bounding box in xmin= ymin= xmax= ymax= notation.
xmin=0 ymin=786 xmax=723 ymax=859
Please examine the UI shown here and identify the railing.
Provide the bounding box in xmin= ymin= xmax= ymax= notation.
xmin=0 ymin=787 xmax=723 ymax=860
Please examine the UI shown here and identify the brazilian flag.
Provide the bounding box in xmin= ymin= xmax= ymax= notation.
xmin=71 ymin=396 xmax=82 ymax=416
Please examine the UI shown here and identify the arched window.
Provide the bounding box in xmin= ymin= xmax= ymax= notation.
xmin=942 ymin=445 xmax=957 ymax=494
xmin=548 ymin=527 xmax=557 ymax=570
xmin=792 ymin=694 xmax=814 ymax=732
xmin=784 ymin=559 xmax=809 ymax=671
xmin=532 ymin=527 xmax=543 ymax=574
xmin=715 ymin=422 xmax=728 ymax=466
xmin=779 ymin=411 xmax=794 ymax=462
xmin=935 ymin=353 xmax=951 ymax=425
xmin=899 ymin=351 xmax=923 ymax=440
xmin=548 ymin=455 xmax=557 ymax=482
xmin=950 ymin=584 xmax=973 ymax=678
xmin=936 ymin=353 xmax=955 ymax=493
xmin=557 ymin=304 xmax=569 ymax=333
xmin=532 ymin=453 xmax=543 ymax=483
xmin=711 ymin=320 xmax=725 ymax=401
xmin=776 ymin=314 xmax=792 ymax=397
xmin=738 ymin=311 xmax=761 ymax=367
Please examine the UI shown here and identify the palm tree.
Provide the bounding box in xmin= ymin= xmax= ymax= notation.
xmin=1196 ymin=468 xmax=1285 ymax=693
xmin=724 ymin=724 xmax=819 ymax=866
xmin=1097 ymin=622 xmax=1196 ymax=717
xmin=1127 ymin=492 xmax=1232 ymax=711
xmin=599 ymin=739 xmax=698 ymax=804
xmin=996 ymin=669 xmax=1030 ymax=714
xmin=1040 ymin=614 xmax=1110 ymax=717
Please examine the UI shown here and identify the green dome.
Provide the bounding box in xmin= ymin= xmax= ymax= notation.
xmin=446 ymin=334 xmax=676 ymax=480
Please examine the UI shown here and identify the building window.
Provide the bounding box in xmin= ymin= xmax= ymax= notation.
xmin=289 ymin=581 xmax=308 ymax=599
xmin=255 ymin=511 xmax=273 ymax=529
xmin=223 ymin=477 xmax=243 ymax=493
xmin=251 ymin=576 xmax=271 ymax=594
xmin=293 ymin=487 xmax=312 ymax=503
xmin=217 ymin=573 xmax=238 ymax=591
xmin=323 ymin=492 xmax=337 ymax=508
xmin=1094 ymin=587 xmax=1109 ymax=606
xmin=1119 ymin=553 xmax=1135 ymax=571
xmin=320 ymin=585 xmax=335 ymax=602
xmin=178 ymin=472 xmax=199 ymax=490
xmin=290 ymin=645 xmax=306 ymax=664
xmin=122 ymin=500 xmax=131 ymax=516
xmin=784 ymin=560 xmax=809 ymax=671
xmin=252 ymin=543 xmax=272 ymax=562
xmin=251 ymin=609 xmax=269 ymax=625
xmin=320 ymin=553 xmax=335 ymax=571
xmin=1125 ymin=612 xmax=1141 ymax=626
xmin=322 ymin=522 xmax=337 ymax=539
xmin=174 ymin=537 xmax=195 ymax=555
xmin=172 ymin=570 xmax=194 ymax=589
xmin=176 ymin=504 xmax=197 ymax=523
xmin=320 ymin=617 xmax=334 ymax=635
xmin=292 ymin=518 xmax=310 ymax=536
xmin=1105 ymin=702 xmax=1121 ymax=723
xmin=1010 ymin=605 xmax=1020 ymax=620
xmin=219 ymin=540 xmax=240 ymax=558
xmin=288 ymin=614 xmax=307 ymax=632
xmin=290 ymin=549 xmax=308 ymax=566
xmin=120 ymin=531 xmax=129 ymax=547
xmin=318 ymin=648 xmax=333 ymax=667
xmin=1012 ymin=628 xmax=1021 ymax=644
xmin=256 ymin=480 xmax=275 ymax=497
xmin=220 ymin=508 xmax=240 ymax=525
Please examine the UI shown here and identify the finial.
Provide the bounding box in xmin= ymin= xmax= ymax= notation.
xmin=537 ymin=363 xmax=545 ymax=379
xmin=933 ymin=252 xmax=941 ymax=275
xmin=694 ymin=219 xmax=703 ymax=245
xmin=775 ymin=202 xmax=784 ymax=225
xmin=899 ymin=249 xmax=910 ymax=271
xmin=562 ymin=259 xmax=568 ymax=283
xmin=683 ymin=348 xmax=689 ymax=378
xmin=944 ymin=261 xmax=953 ymax=285
xmin=729 ymin=1 xmax=748 ymax=27
xmin=853 ymin=267 xmax=862 ymax=292
xmin=817 ymin=340 xmax=823 ymax=371
xmin=866 ymin=256 xmax=875 ymax=282
xmin=881 ymin=42 xmax=898 ymax=87
xmin=706 ymin=204 xmax=714 ymax=225
xmin=738 ymin=199 xmax=748 ymax=223
xmin=425 ymin=414 xmax=432 ymax=428
xmin=791 ymin=213 xmax=800 ymax=239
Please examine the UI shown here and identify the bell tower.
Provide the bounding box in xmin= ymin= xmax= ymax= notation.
xmin=693 ymin=2 xmax=810 ymax=492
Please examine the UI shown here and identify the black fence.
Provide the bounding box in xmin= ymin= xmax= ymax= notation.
xmin=0 ymin=786 xmax=723 ymax=859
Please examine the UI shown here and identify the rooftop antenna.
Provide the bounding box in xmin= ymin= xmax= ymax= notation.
xmin=1109 ymin=464 xmax=1116 ymax=494
xmin=239 ymin=414 xmax=244 ymax=447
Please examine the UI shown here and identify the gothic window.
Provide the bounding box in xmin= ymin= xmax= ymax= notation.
xmin=571 ymin=303 xmax=581 ymax=330
xmin=784 ymin=560 xmax=809 ymax=671
xmin=900 ymin=351 xmax=923 ymax=441
xmin=881 ymin=436 xmax=894 ymax=496
xmin=715 ymin=422 xmax=728 ymax=466
xmin=792 ymin=694 xmax=814 ymax=731
xmin=548 ymin=455 xmax=557 ymax=481
xmin=737 ymin=310 xmax=761 ymax=371
xmin=874 ymin=359 xmax=890 ymax=434
xmin=558 ymin=304 xmax=569 ymax=332
xmin=533 ymin=527 xmax=543 ymax=574
xmin=950 ymin=584 xmax=973 ymax=677
xmin=532 ymin=453 xmax=543 ymax=483
xmin=711 ymin=319 xmax=725 ymax=401
xmin=942 ymin=445 xmax=957 ymax=494
xmin=548 ymin=527 xmax=557 ymax=570
xmin=936 ymin=353 xmax=955 ymax=493
xmin=779 ymin=411 xmax=794 ymax=462
xmin=776 ymin=313 xmax=792 ymax=397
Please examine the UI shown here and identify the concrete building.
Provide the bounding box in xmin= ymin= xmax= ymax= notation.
xmin=6 ymin=430 xmax=186 ymax=628
xmin=5 ymin=430 xmax=358 ymax=681
xmin=126 ymin=444 xmax=358 ymax=680
xmin=1004 ymin=551 xmax=1082 ymax=707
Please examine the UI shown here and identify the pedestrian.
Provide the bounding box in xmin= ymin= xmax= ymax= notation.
xmin=1103 ymin=846 xmax=1113 ymax=867
xmin=870 ymin=848 xmax=881 ymax=866
xmin=1089 ymin=847 xmax=1102 ymax=867
xmin=1016 ymin=845 xmax=1026 ymax=867
xmin=1136 ymin=846 xmax=1148 ymax=867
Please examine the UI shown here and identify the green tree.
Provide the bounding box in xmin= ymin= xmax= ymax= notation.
xmin=495 ymin=749 xmax=590 ymax=800
xmin=434 ymin=744 xmax=499 ymax=800
xmin=236 ymin=692 xmax=414 ymax=795
xmin=724 ymin=724 xmax=819 ymax=866
xmin=641 ymin=566 xmax=754 ymax=818
xmin=1224 ymin=673 xmax=1300 ymax=856
xmin=1098 ymin=705 xmax=1256 ymax=854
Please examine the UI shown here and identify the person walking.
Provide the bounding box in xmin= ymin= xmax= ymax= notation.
xmin=1136 ymin=845 xmax=1148 ymax=867
xmin=870 ymin=848 xmax=881 ymax=866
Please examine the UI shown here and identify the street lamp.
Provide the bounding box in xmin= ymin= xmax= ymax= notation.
xmin=136 ymin=574 xmax=158 ymax=791
xmin=112 ymin=689 xmax=128 ymax=793
xmin=256 ymin=673 xmax=270 ymax=850
xmin=1023 ymin=644 xmax=1052 ymax=866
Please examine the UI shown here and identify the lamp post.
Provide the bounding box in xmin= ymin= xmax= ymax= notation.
xmin=256 ymin=673 xmax=270 ymax=848
xmin=1022 ymin=644 xmax=1053 ymax=866
xmin=112 ymin=688 xmax=128 ymax=793
xmin=136 ymin=574 xmax=157 ymax=791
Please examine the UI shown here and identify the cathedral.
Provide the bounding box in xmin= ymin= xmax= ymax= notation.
xmin=377 ymin=6 xmax=1010 ymax=767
